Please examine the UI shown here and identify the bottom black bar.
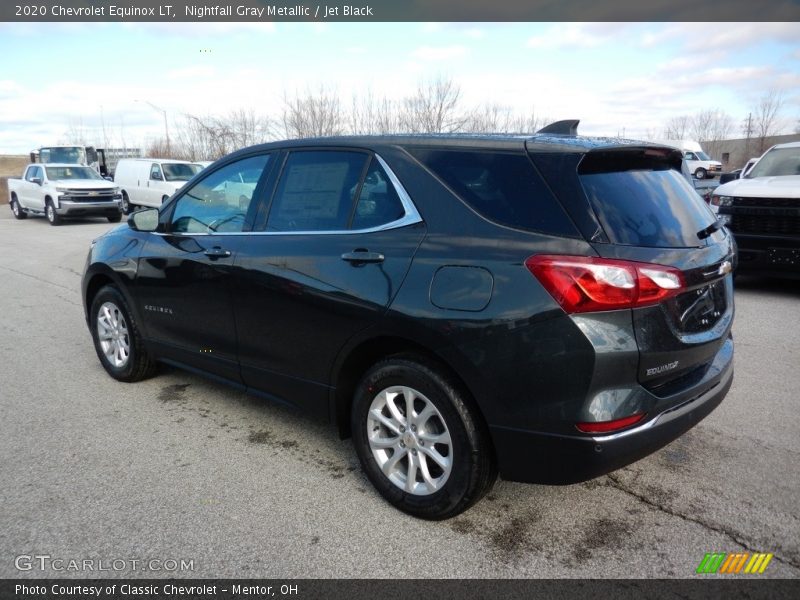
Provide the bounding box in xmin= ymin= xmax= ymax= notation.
xmin=1 ymin=579 xmax=799 ymax=600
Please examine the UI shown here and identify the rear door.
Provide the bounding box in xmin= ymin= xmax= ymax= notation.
xmin=532 ymin=146 xmax=735 ymax=395
xmin=232 ymin=149 xmax=425 ymax=419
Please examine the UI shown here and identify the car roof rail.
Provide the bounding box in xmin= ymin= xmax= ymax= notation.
xmin=536 ymin=119 xmax=580 ymax=136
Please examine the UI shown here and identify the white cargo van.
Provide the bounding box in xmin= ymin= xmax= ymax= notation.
xmin=114 ymin=158 xmax=202 ymax=213
xmin=656 ymin=140 xmax=722 ymax=180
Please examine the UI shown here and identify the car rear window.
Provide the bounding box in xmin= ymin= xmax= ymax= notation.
xmin=579 ymin=152 xmax=717 ymax=248
xmin=409 ymin=149 xmax=579 ymax=237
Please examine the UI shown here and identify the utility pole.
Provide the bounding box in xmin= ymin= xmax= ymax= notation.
xmin=135 ymin=99 xmax=171 ymax=155
xmin=742 ymin=112 xmax=753 ymax=160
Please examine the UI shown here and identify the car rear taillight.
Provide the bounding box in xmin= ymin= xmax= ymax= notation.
xmin=525 ymin=255 xmax=684 ymax=314
xmin=575 ymin=413 xmax=646 ymax=434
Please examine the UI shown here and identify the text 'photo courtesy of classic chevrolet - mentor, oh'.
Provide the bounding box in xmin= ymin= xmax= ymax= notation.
xmin=81 ymin=121 xmax=735 ymax=519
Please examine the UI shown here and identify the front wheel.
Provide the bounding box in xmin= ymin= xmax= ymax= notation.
xmin=695 ymin=167 xmax=707 ymax=180
xmin=107 ymin=213 xmax=122 ymax=223
xmin=120 ymin=191 xmax=132 ymax=215
xmin=89 ymin=285 xmax=157 ymax=382
xmin=46 ymin=200 xmax=61 ymax=226
xmin=10 ymin=196 xmax=27 ymax=219
xmin=351 ymin=356 xmax=496 ymax=519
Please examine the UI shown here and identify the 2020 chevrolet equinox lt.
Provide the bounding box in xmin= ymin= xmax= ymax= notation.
xmin=82 ymin=121 xmax=735 ymax=519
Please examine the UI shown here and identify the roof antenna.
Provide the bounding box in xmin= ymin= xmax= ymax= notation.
xmin=536 ymin=119 xmax=580 ymax=136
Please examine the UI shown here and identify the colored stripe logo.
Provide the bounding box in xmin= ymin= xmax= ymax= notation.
xmin=696 ymin=552 xmax=773 ymax=574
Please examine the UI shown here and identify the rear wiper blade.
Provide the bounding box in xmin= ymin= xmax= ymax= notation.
xmin=697 ymin=218 xmax=724 ymax=240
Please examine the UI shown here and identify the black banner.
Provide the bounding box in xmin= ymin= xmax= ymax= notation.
xmin=2 ymin=579 xmax=800 ymax=600
xmin=2 ymin=0 xmax=799 ymax=22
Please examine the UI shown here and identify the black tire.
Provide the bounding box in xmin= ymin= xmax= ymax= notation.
xmin=120 ymin=191 xmax=132 ymax=215
xmin=89 ymin=285 xmax=157 ymax=382
xmin=45 ymin=199 xmax=61 ymax=226
xmin=695 ymin=167 xmax=707 ymax=180
xmin=10 ymin=195 xmax=27 ymax=219
xmin=351 ymin=355 xmax=496 ymax=519
xmin=107 ymin=213 xmax=122 ymax=223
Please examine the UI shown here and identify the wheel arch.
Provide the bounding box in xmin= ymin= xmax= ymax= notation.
xmin=330 ymin=333 xmax=493 ymax=452
xmin=83 ymin=265 xmax=142 ymax=331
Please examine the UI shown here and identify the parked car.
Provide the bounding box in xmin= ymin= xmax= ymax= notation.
xmin=711 ymin=141 xmax=800 ymax=277
xmin=8 ymin=163 xmax=122 ymax=225
xmin=114 ymin=158 xmax=202 ymax=214
xmin=82 ymin=124 xmax=735 ymax=519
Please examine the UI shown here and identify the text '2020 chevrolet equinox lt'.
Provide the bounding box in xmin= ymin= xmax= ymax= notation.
xmin=82 ymin=120 xmax=735 ymax=519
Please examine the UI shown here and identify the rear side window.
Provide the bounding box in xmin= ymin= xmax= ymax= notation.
xmin=351 ymin=158 xmax=405 ymax=230
xmin=579 ymin=152 xmax=716 ymax=248
xmin=409 ymin=149 xmax=577 ymax=236
xmin=267 ymin=151 xmax=369 ymax=232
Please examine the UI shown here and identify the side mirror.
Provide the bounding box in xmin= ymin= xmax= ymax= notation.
xmin=719 ymin=173 xmax=738 ymax=185
xmin=128 ymin=207 xmax=160 ymax=232
xmin=31 ymin=177 xmax=43 ymax=185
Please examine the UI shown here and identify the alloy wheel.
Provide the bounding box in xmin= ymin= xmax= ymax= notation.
xmin=96 ymin=301 xmax=131 ymax=368
xmin=367 ymin=385 xmax=453 ymax=495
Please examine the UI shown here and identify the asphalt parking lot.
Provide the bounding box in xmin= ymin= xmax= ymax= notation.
xmin=0 ymin=210 xmax=798 ymax=579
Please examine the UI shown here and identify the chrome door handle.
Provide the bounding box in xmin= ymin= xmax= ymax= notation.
xmin=341 ymin=251 xmax=384 ymax=264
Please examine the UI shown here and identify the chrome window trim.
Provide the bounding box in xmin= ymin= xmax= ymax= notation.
xmin=158 ymin=152 xmax=423 ymax=237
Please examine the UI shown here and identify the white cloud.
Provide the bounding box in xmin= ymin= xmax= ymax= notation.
xmin=526 ymin=23 xmax=631 ymax=49
xmin=411 ymin=45 xmax=468 ymax=61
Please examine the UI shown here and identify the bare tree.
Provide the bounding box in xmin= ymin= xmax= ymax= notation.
xmin=690 ymin=109 xmax=734 ymax=158
xmin=399 ymin=75 xmax=466 ymax=133
xmin=664 ymin=115 xmax=691 ymax=140
xmin=752 ymin=89 xmax=785 ymax=153
xmin=281 ymin=87 xmax=345 ymax=139
xmin=61 ymin=118 xmax=91 ymax=145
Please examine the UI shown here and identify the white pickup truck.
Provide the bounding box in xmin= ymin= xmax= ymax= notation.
xmin=710 ymin=141 xmax=800 ymax=277
xmin=8 ymin=163 xmax=123 ymax=226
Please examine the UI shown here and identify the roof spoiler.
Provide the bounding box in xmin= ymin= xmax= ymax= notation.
xmin=536 ymin=119 xmax=579 ymax=136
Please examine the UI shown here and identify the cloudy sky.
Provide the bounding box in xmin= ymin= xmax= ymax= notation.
xmin=0 ymin=21 xmax=798 ymax=153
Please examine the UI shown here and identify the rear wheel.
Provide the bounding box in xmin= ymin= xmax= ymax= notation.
xmin=351 ymin=356 xmax=496 ymax=519
xmin=10 ymin=195 xmax=27 ymax=219
xmin=695 ymin=167 xmax=707 ymax=180
xmin=90 ymin=285 xmax=157 ymax=382
xmin=45 ymin=200 xmax=61 ymax=226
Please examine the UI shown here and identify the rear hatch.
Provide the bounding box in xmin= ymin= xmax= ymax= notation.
xmin=529 ymin=144 xmax=735 ymax=396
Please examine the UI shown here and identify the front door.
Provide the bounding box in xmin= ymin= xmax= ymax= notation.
xmin=135 ymin=153 xmax=273 ymax=382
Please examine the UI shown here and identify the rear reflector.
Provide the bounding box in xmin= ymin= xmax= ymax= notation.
xmin=575 ymin=413 xmax=646 ymax=434
xmin=525 ymin=255 xmax=684 ymax=313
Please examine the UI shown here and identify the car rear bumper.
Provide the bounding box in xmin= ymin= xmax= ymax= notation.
xmin=490 ymin=340 xmax=733 ymax=484
xmin=56 ymin=200 xmax=121 ymax=216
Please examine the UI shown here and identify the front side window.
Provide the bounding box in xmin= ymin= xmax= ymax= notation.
xmin=150 ymin=164 xmax=163 ymax=181
xmin=266 ymin=151 xmax=369 ymax=232
xmin=25 ymin=166 xmax=42 ymax=182
xmin=163 ymin=162 xmax=202 ymax=182
xmin=170 ymin=154 xmax=270 ymax=234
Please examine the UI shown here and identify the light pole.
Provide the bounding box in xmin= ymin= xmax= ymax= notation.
xmin=135 ymin=99 xmax=171 ymax=155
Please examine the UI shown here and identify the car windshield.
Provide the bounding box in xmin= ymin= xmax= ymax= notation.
xmin=745 ymin=147 xmax=800 ymax=178
xmin=40 ymin=147 xmax=86 ymax=164
xmin=162 ymin=163 xmax=202 ymax=182
xmin=45 ymin=166 xmax=103 ymax=180
xmin=694 ymin=151 xmax=711 ymax=161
